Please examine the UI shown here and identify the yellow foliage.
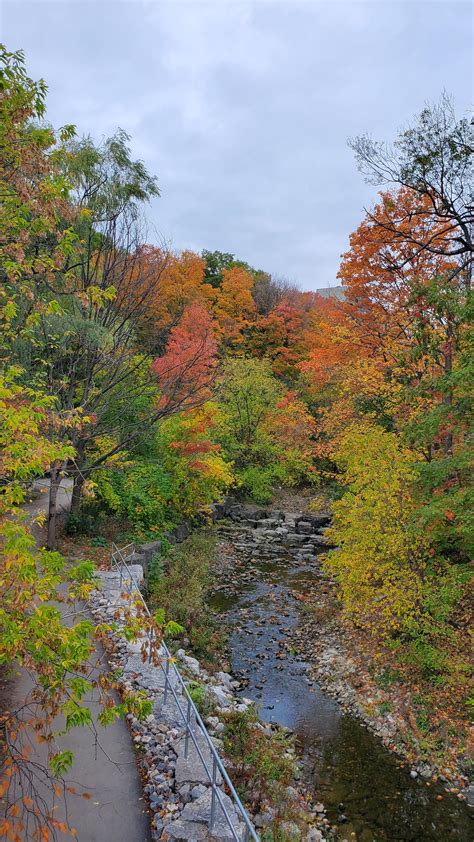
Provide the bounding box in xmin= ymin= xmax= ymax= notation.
xmin=326 ymin=423 xmax=428 ymax=638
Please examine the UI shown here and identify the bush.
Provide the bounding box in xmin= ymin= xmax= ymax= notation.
xmin=220 ymin=708 xmax=312 ymax=840
xmin=221 ymin=708 xmax=296 ymax=802
xmin=238 ymin=466 xmax=275 ymax=504
xmin=148 ymin=530 xmax=225 ymax=666
xmin=65 ymin=507 xmax=106 ymax=536
xmin=186 ymin=681 xmax=214 ymax=717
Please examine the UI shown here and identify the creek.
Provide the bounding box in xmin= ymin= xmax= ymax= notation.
xmin=209 ymin=513 xmax=473 ymax=842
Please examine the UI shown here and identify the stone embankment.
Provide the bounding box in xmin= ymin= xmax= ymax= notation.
xmin=89 ymin=557 xmax=326 ymax=841
xmin=213 ymin=498 xmax=332 ymax=560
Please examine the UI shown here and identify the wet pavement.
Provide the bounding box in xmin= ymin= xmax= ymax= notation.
xmin=1 ymin=479 xmax=151 ymax=841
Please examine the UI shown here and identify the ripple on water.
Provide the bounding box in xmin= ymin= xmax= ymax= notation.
xmin=211 ymin=525 xmax=474 ymax=842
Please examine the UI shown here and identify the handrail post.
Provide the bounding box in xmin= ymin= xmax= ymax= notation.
xmin=209 ymin=755 xmax=217 ymax=832
xmin=163 ymin=654 xmax=170 ymax=705
xmin=184 ymin=697 xmax=191 ymax=759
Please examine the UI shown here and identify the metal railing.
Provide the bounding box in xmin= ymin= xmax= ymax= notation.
xmin=109 ymin=542 xmax=259 ymax=842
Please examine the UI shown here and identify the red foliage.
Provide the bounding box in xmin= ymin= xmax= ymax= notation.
xmin=152 ymin=302 xmax=218 ymax=412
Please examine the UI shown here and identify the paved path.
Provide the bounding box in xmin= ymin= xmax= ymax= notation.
xmin=1 ymin=479 xmax=151 ymax=841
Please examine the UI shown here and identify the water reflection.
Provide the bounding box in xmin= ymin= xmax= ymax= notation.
xmin=211 ymin=525 xmax=473 ymax=841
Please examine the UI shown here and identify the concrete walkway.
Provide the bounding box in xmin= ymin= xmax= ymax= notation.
xmin=1 ymin=479 xmax=151 ymax=841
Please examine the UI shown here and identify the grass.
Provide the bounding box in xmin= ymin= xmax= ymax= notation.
xmin=148 ymin=528 xmax=227 ymax=669
xmin=220 ymin=708 xmax=314 ymax=840
xmin=186 ymin=681 xmax=215 ymax=718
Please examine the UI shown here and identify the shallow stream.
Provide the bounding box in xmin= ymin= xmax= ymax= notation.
xmin=209 ymin=519 xmax=473 ymax=842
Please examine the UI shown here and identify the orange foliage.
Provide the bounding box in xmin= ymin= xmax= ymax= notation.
xmin=338 ymin=189 xmax=457 ymax=362
xmin=125 ymin=246 xmax=214 ymax=343
xmin=214 ymin=266 xmax=256 ymax=346
xmin=152 ymin=301 xmax=218 ymax=411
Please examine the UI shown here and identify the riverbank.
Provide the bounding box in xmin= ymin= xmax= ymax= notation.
xmin=208 ymin=501 xmax=473 ymax=840
xmin=54 ymin=493 xmax=473 ymax=839
xmin=292 ymin=564 xmax=474 ymax=802
xmin=89 ymin=558 xmax=327 ymax=842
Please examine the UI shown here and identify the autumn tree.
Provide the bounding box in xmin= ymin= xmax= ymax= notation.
xmin=138 ymin=248 xmax=214 ymax=347
xmin=250 ymin=294 xmax=316 ymax=382
xmin=216 ymin=358 xmax=316 ymax=502
xmin=152 ymin=300 xmax=218 ymax=411
xmin=0 ymin=45 xmax=76 ymax=351
xmin=326 ymin=423 xmax=428 ymax=637
xmin=349 ymin=93 xmax=474 ymax=286
xmin=0 ymin=371 xmax=163 ymax=840
xmin=213 ymin=265 xmax=256 ymax=348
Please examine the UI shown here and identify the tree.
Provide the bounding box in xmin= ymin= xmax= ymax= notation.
xmin=250 ymin=272 xmax=293 ymax=316
xmin=214 ymin=265 xmax=256 ymax=348
xmin=8 ymin=122 xmax=218 ymax=546
xmin=152 ymin=301 xmax=218 ymax=412
xmin=249 ymin=296 xmax=313 ymax=382
xmin=0 ymin=372 xmax=155 ymax=840
xmin=137 ymin=248 xmax=214 ymax=347
xmin=201 ymin=249 xmax=237 ymax=288
xmin=87 ymin=402 xmax=233 ymax=537
xmin=0 ymin=45 xmax=76 ymax=352
xmin=216 ymin=358 xmax=316 ymax=502
xmin=338 ymin=188 xmax=458 ymax=363
xmin=349 ymin=94 xmax=474 ymax=286
xmin=216 ymin=357 xmax=281 ymax=465
xmin=326 ymin=423 xmax=428 ymax=637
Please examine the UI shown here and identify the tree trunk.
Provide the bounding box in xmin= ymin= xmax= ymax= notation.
xmin=70 ymin=473 xmax=85 ymax=515
xmin=442 ymin=329 xmax=454 ymax=458
xmin=46 ymin=463 xmax=62 ymax=550
xmin=70 ymin=444 xmax=86 ymax=515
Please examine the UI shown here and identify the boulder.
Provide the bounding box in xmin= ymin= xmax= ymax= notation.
xmin=296 ymin=513 xmax=331 ymax=529
xmin=174 ymin=732 xmax=223 ymax=786
xmin=162 ymin=818 xmax=209 ymax=840
xmin=181 ymin=789 xmax=242 ymax=840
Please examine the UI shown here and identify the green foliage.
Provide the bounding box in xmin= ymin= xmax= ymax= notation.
xmin=65 ymin=507 xmax=107 ymax=536
xmin=149 ymin=531 xmax=225 ymax=665
xmin=186 ymin=681 xmax=214 ymax=717
xmin=85 ymin=405 xmax=233 ymax=540
xmin=376 ymin=667 xmax=403 ymax=690
xmin=201 ymin=249 xmax=254 ymax=289
xmin=217 ymin=357 xmax=281 ymax=464
xmin=63 ymin=128 xmax=159 ymax=222
xmin=216 ymin=358 xmax=316 ymax=501
xmin=147 ymin=552 xmax=164 ymax=592
xmin=238 ymin=465 xmax=275 ymax=504
xmin=49 ymin=751 xmax=74 ymax=778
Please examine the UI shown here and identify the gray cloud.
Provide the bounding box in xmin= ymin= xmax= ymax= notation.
xmin=3 ymin=0 xmax=472 ymax=289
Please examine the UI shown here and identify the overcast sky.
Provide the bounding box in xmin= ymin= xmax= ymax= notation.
xmin=2 ymin=1 xmax=472 ymax=290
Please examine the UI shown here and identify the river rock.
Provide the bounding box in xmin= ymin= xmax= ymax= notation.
xmin=214 ymin=671 xmax=234 ymax=690
xmin=209 ymin=686 xmax=232 ymax=707
xmin=306 ymin=830 xmax=323 ymax=842
xmin=162 ymin=818 xmax=209 ymax=840
xmin=180 ymin=789 xmax=242 ymax=839
xmin=279 ymin=820 xmax=301 ymax=837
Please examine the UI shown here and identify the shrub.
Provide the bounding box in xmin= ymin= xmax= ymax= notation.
xmin=148 ymin=530 xmax=225 ymax=666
